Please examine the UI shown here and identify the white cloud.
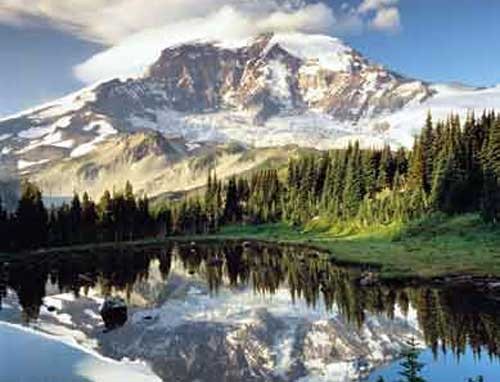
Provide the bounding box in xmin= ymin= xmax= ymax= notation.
xmin=0 ymin=1 xmax=402 ymax=45
xmin=0 ymin=0 xmax=403 ymax=85
xmin=257 ymin=3 xmax=336 ymax=35
xmin=74 ymin=3 xmax=342 ymax=83
xmin=370 ymin=6 xmax=401 ymax=31
xmin=0 ymin=0 xmax=316 ymax=44
xmin=358 ymin=0 xmax=399 ymax=13
xmin=357 ymin=0 xmax=401 ymax=32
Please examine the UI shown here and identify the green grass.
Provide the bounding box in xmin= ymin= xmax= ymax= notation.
xmin=194 ymin=213 xmax=500 ymax=280
xmin=3 ymin=213 xmax=499 ymax=281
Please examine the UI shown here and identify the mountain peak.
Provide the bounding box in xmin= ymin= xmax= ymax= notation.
xmin=267 ymin=32 xmax=355 ymax=73
xmin=3 ymin=31 xmax=500 ymax=197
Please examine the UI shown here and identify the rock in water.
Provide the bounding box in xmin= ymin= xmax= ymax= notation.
xmin=358 ymin=271 xmax=379 ymax=287
xmin=100 ymin=297 xmax=127 ymax=330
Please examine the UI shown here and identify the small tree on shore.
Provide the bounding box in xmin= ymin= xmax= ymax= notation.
xmin=375 ymin=337 xmax=426 ymax=382
xmin=398 ymin=337 xmax=426 ymax=382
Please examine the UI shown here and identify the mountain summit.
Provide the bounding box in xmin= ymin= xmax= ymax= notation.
xmin=1 ymin=32 xmax=500 ymax=196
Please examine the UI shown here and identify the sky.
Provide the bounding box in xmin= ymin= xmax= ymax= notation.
xmin=0 ymin=0 xmax=499 ymax=117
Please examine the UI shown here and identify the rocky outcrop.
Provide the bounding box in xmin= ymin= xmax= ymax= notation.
xmin=100 ymin=297 xmax=128 ymax=330
xmin=143 ymin=32 xmax=431 ymax=123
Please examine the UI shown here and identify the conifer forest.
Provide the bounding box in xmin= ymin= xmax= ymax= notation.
xmin=2 ymin=112 xmax=500 ymax=251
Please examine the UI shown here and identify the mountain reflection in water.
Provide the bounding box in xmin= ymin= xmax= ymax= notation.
xmin=0 ymin=241 xmax=499 ymax=379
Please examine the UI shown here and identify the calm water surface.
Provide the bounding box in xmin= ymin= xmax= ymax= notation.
xmin=0 ymin=241 xmax=498 ymax=381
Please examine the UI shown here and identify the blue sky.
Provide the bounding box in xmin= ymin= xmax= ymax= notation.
xmin=0 ymin=0 xmax=498 ymax=117
xmin=0 ymin=24 xmax=100 ymax=116
xmin=345 ymin=0 xmax=500 ymax=86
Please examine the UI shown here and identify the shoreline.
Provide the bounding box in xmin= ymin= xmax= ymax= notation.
xmin=177 ymin=215 xmax=500 ymax=281
xmin=2 ymin=214 xmax=500 ymax=283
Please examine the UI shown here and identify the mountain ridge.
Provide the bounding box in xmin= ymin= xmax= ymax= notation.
xmin=1 ymin=32 xmax=499 ymax=197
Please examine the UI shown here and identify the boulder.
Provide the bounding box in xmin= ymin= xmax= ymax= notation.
xmin=358 ymin=271 xmax=379 ymax=287
xmin=100 ymin=297 xmax=127 ymax=330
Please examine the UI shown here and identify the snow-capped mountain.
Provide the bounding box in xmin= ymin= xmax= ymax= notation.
xmin=1 ymin=32 xmax=500 ymax=197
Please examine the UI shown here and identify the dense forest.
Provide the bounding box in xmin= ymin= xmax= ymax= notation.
xmin=157 ymin=110 xmax=500 ymax=233
xmin=0 ymin=181 xmax=160 ymax=251
xmin=1 ymin=111 xmax=500 ymax=252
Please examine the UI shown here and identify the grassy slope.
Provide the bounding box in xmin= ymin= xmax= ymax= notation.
xmin=196 ymin=214 xmax=500 ymax=279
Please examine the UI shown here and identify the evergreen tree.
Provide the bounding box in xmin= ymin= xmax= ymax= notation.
xmin=364 ymin=150 xmax=379 ymax=196
xmin=0 ymin=197 xmax=7 ymax=251
xmin=112 ymin=192 xmax=127 ymax=241
xmin=372 ymin=338 xmax=427 ymax=382
xmin=70 ymin=193 xmax=82 ymax=243
xmin=481 ymin=168 xmax=499 ymax=223
xmin=395 ymin=148 xmax=409 ymax=178
xmin=429 ymin=150 xmax=451 ymax=212
xmin=467 ymin=377 xmax=484 ymax=382
xmin=377 ymin=145 xmax=395 ymax=191
xmin=137 ymin=195 xmax=152 ymax=238
xmin=398 ymin=337 xmax=426 ymax=382
xmin=408 ymin=137 xmax=426 ymax=193
xmin=223 ymin=177 xmax=241 ymax=224
xmin=420 ymin=112 xmax=435 ymax=193
xmin=98 ymin=190 xmax=114 ymax=242
xmin=15 ymin=181 xmax=48 ymax=249
xmin=81 ymin=192 xmax=98 ymax=242
xmin=342 ymin=143 xmax=364 ymax=218
xmin=55 ymin=203 xmax=71 ymax=244
xmin=157 ymin=207 xmax=173 ymax=237
xmin=124 ymin=181 xmax=137 ymax=240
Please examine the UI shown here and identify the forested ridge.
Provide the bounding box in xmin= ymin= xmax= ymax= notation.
xmin=1 ymin=111 xmax=500 ymax=252
xmin=157 ymin=110 xmax=500 ymax=233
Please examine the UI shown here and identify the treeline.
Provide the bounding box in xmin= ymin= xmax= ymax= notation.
xmin=0 ymin=181 xmax=163 ymax=252
xmin=285 ymin=110 xmax=500 ymax=224
xmin=2 ymin=111 xmax=500 ymax=251
xmin=173 ymin=111 xmax=500 ymax=232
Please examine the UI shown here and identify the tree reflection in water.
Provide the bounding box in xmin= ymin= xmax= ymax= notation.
xmin=0 ymin=241 xmax=498 ymax=358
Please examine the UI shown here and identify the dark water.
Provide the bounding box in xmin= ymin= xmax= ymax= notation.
xmin=0 ymin=241 xmax=499 ymax=382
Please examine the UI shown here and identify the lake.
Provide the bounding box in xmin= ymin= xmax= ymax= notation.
xmin=0 ymin=241 xmax=498 ymax=381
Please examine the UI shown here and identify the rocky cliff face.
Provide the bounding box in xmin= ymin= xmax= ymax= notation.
xmin=0 ymin=32 xmax=498 ymax=196
xmin=112 ymin=33 xmax=431 ymax=126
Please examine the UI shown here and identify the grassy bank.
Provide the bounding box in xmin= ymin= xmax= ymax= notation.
xmin=3 ymin=213 xmax=499 ymax=280
xmin=193 ymin=213 xmax=500 ymax=279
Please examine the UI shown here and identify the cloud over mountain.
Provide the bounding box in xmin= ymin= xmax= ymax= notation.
xmin=0 ymin=0 xmax=335 ymax=44
xmin=0 ymin=0 xmax=402 ymax=84
xmin=73 ymin=3 xmax=340 ymax=83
